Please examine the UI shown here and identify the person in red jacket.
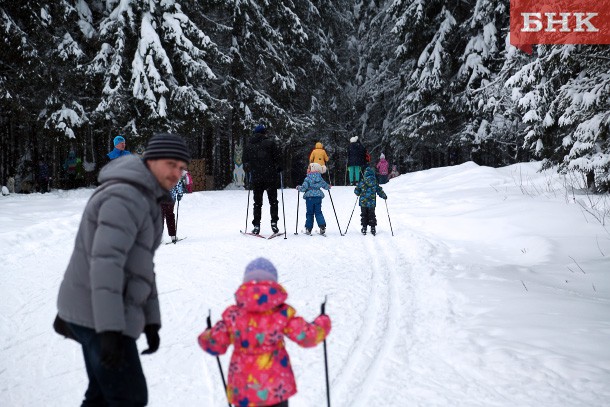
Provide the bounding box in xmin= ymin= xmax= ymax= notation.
xmin=198 ymin=257 xmax=331 ymax=407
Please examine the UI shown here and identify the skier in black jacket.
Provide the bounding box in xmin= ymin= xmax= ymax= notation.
xmin=243 ymin=124 xmax=282 ymax=235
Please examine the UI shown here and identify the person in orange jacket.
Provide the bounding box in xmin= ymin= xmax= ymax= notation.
xmin=198 ymin=257 xmax=331 ymax=407
xmin=309 ymin=141 xmax=329 ymax=174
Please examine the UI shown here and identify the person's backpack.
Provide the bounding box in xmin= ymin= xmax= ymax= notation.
xmin=183 ymin=171 xmax=193 ymax=193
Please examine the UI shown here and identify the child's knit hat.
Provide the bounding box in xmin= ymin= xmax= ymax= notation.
xmin=243 ymin=257 xmax=278 ymax=282
xmin=380 ymin=153 xmax=385 ymax=159
xmin=350 ymin=136 xmax=358 ymax=143
xmin=308 ymin=162 xmax=323 ymax=173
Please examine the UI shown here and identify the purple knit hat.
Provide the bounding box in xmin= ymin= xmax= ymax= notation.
xmin=243 ymin=257 xmax=278 ymax=283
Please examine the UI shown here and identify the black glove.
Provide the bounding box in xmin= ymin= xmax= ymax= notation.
xmin=141 ymin=324 xmax=160 ymax=355
xmin=177 ymin=193 xmax=183 ymax=202
xmin=99 ymin=331 xmax=124 ymax=369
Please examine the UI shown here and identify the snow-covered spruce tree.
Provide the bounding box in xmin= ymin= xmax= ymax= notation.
xmin=452 ymin=0 xmax=512 ymax=166
xmin=352 ymin=0 xmax=402 ymax=163
xmin=504 ymin=44 xmax=610 ymax=190
xmin=88 ymin=0 xmax=224 ymax=150
xmin=206 ymin=0 xmax=337 ymax=185
xmin=284 ymin=0 xmax=355 ymax=180
xmin=389 ymin=1 xmax=461 ymax=170
xmin=541 ymin=46 xmax=610 ymax=190
xmin=0 ymin=1 xmax=91 ymax=183
xmin=0 ymin=3 xmax=41 ymax=182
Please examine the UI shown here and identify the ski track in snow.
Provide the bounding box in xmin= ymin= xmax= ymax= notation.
xmin=330 ymin=231 xmax=409 ymax=405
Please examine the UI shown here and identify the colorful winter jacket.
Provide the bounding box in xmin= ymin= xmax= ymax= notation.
xmin=354 ymin=167 xmax=387 ymax=207
xmin=198 ymin=281 xmax=331 ymax=407
xmin=309 ymin=142 xmax=329 ymax=166
xmin=376 ymin=158 xmax=389 ymax=175
xmin=170 ymin=179 xmax=185 ymax=202
xmin=297 ymin=172 xmax=330 ymax=199
xmin=64 ymin=152 xmax=78 ymax=175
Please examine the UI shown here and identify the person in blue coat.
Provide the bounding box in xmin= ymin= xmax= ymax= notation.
xmin=107 ymin=135 xmax=132 ymax=161
xmin=297 ymin=162 xmax=331 ymax=235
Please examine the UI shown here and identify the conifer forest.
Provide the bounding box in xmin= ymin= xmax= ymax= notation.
xmin=1 ymin=0 xmax=609 ymax=191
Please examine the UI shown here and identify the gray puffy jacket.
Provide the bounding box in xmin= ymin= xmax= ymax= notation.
xmin=57 ymin=155 xmax=169 ymax=338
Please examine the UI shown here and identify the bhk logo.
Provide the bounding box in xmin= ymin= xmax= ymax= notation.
xmin=510 ymin=0 xmax=610 ymax=53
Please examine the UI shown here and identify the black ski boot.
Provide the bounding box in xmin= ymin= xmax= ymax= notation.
xmin=271 ymin=222 xmax=279 ymax=234
xmin=361 ymin=226 xmax=367 ymax=235
xmin=370 ymin=226 xmax=376 ymax=236
xmin=305 ymin=228 xmax=312 ymax=235
xmin=252 ymin=225 xmax=260 ymax=235
xmin=319 ymin=226 xmax=326 ymax=235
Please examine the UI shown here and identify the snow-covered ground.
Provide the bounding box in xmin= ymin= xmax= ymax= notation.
xmin=1 ymin=161 xmax=609 ymax=406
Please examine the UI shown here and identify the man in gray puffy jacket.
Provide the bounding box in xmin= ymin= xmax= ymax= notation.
xmin=54 ymin=133 xmax=190 ymax=406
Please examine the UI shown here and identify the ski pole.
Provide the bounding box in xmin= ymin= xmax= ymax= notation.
xmin=174 ymin=199 xmax=180 ymax=243
xmin=324 ymin=167 xmax=343 ymax=235
xmin=385 ymin=199 xmax=394 ymax=236
xmin=344 ymin=195 xmax=359 ymax=235
xmin=280 ymin=171 xmax=287 ymax=239
xmin=244 ymin=174 xmax=251 ymax=233
xmin=321 ymin=297 xmax=331 ymax=407
xmin=327 ymin=190 xmax=343 ymax=236
xmin=207 ymin=310 xmax=230 ymax=407
xmin=294 ymin=190 xmax=300 ymax=235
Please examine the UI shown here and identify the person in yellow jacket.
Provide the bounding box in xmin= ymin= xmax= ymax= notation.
xmin=309 ymin=141 xmax=329 ymax=173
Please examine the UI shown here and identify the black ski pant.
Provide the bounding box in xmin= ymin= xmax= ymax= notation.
xmin=67 ymin=322 xmax=147 ymax=406
xmin=161 ymin=201 xmax=176 ymax=236
xmin=252 ymin=185 xmax=279 ymax=226
xmin=360 ymin=206 xmax=377 ymax=227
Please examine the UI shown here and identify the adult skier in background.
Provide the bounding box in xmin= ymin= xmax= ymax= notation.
xmin=107 ymin=135 xmax=132 ymax=161
xmin=243 ymin=124 xmax=282 ymax=235
xmin=347 ymin=136 xmax=367 ymax=185
xmin=53 ymin=133 xmax=190 ymax=406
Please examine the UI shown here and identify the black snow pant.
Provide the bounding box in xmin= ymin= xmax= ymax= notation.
xmin=360 ymin=206 xmax=377 ymax=227
xmin=160 ymin=201 xmax=176 ymax=236
xmin=67 ymin=323 xmax=148 ymax=406
xmin=252 ymin=184 xmax=279 ymax=226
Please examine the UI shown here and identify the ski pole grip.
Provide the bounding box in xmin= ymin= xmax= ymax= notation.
xmin=321 ymin=296 xmax=327 ymax=315
xmin=206 ymin=310 xmax=212 ymax=329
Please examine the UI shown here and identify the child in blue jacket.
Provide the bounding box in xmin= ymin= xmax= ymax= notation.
xmin=354 ymin=166 xmax=387 ymax=235
xmin=297 ymin=163 xmax=331 ymax=235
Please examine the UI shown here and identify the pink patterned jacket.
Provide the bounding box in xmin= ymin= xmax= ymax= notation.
xmin=198 ymin=281 xmax=331 ymax=406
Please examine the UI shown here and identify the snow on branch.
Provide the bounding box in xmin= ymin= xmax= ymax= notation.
xmin=45 ymin=102 xmax=88 ymax=139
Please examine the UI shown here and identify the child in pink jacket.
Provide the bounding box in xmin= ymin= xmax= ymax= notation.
xmin=198 ymin=258 xmax=332 ymax=407
xmin=376 ymin=153 xmax=389 ymax=184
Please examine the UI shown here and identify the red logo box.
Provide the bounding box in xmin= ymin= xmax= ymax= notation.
xmin=510 ymin=0 xmax=610 ymax=53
